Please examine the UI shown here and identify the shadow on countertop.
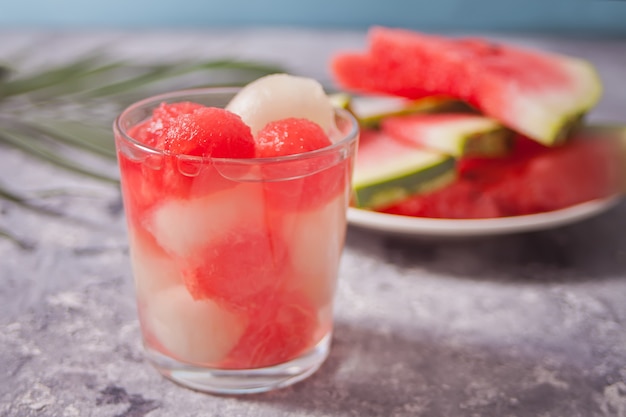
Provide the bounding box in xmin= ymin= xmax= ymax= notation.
xmin=345 ymin=200 xmax=626 ymax=285
xmin=243 ymin=320 xmax=619 ymax=417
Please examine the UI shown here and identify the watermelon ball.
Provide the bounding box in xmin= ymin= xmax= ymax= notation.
xmin=128 ymin=101 xmax=204 ymax=149
xmin=154 ymin=101 xmax=205 ymax=121
xmin=163 ymin=107 xmax=256 ymax=158
xmin=276 ymin=194 xmax=347 ymax=308
xmin=256 ymin=117 xmax=332 ymax=157
xmin=119 ymin=104 xmax=255 ymax=230
xmin=142 ymin=285 xmax=246 ymax=365
xmin=181 ymin=227 xmax=289 ymax=311
xmin=256 ymin=118 xmax=347 ymax=211
xmin=264 ymin=159 xmax=350 ymax=212
xmin=219 ymin=290 xmax=320 ymax=369
xmin=226 ymin=73 xmax=335 ymax=136
xmin=147 ymin=183 xmax=266 ymax=259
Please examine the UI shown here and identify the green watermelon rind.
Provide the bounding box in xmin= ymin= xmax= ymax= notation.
xmin=353 ymin=154 xmax=456 ymax=210
xmin=502 ymin=58 xmax=603 ymax=146
xmin=385 ymin=114 xmax=515 ymax=158
xmin=328 ymin=93 xmax=352 ymax=110
xmin=461 ymin=128 xmax=515 ymax=157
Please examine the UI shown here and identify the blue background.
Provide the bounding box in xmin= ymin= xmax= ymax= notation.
xmin=1 ymin=0 xmax=625 ymax=34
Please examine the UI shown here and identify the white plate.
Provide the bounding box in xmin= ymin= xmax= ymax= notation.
xmin=347 ymin=196 xmax=622 ymax=238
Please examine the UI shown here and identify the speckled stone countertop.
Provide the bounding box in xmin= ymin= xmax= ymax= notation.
xmin=1 ymin=29 xmax=626 ymax=417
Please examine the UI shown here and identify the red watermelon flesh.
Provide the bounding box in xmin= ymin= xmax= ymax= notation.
xmin=128 ymin=101 xmax=255 ymax=157
xmin=118 ymin=103 xmax=256 ymax=231
xmin=220 ymin=290 xmax=320 ymax=369
xmin=181 ymin=227 xmax=289 ymax=311
xmin=487 ymin=135 xmax=622 ymax=216
xmin=331 ymin=27 xmax=602 ymax=145
xmin=255 ymin=117 xmax=331 ymax=157
xmin=256 ymin=118 xmax=347 ymax=211
xmin=163 ymin=106 xmax=255 ymax=158
xmin=120 ymin=102 xmax=208 ymax=223
xmin=381 ymin=130 xmax=623 ymax=219
xmin=127 ymin=101 xmax=205 ymax=149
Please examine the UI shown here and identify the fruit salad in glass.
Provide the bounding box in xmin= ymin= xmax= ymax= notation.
xmin=113 ymin=74 xmax=359 ymax=394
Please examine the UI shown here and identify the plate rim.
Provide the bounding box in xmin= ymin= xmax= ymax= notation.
xmin=347 ymin=195 xmax=622 ymax=237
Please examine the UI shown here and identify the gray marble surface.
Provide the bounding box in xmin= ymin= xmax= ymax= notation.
xmin=1 ymin=28 xmax=626 ymax=417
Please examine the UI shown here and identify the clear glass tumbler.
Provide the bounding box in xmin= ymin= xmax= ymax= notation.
xmin=113 ymin=88 xmax=359 ymax=394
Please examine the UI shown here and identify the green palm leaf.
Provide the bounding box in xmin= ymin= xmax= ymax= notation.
xmin=0 ymin=55 xmax=107 ymax=97
xmin=82 ymin=59 xmax=283 ymax=98
xmin=25 ymin=119 xmax=118 ymax=159
xmin=0 ymin=127 xmax=119 ymax=183
xmin=0 ymin=54 xmax=285 ymax=247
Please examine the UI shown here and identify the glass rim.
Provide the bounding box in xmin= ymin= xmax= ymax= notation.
xmin=113 ymin=86 xmax=359 ymax=165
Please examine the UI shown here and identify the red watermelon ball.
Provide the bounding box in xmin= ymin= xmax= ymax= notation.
xmin=119 ymin=104 xmax=255 ymax=224
xmin=163 ymin=106 xmax=256 ymax=158
xmin=255 ymin=117 xmax=332 ymax=157
xmin=128 ymin=101 xmax=205 ymax=148
xmin=219 ymin=290 xmax=320 ymax=369
xmin=255 ymin=118 xmax=345 ymax=211
xmin=181 ymin=227 xmax=289 ymax=311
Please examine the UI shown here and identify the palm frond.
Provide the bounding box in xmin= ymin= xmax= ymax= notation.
xmin=0 ymin=181 xmax=68 ymax=218
xmin=0 ymin=127 xmax=119 ymax=183
xmin=81 ymin=59 xmax=283 ymax=98
xmin=0 ymin=53 xmax=286 ymax=247
xmin=0 ymin=55 xmax=105 ymax=98
xmin=24 ymin=119 xmax=117 ymax=159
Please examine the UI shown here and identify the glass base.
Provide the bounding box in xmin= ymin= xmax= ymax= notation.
xmin=144 ymin=333 xmax=332 ymax=395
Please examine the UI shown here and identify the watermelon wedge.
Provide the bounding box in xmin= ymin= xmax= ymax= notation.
xmin=353 ymin=129 xmax=456 ymax=209
xmin=331 ymin=26 xmax=602 ymax=146
xmin=381 ymin=126 xmax=625 ymax=218
xmin=382 ymin=113 xmax=513 ymax=157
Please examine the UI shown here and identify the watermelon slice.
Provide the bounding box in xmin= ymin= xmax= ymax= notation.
xmin=382 ymin=113 xmax=513 ymax=157
xmin=331 ymin=26 xmax=602 ymax=146
xmin=381 ymin=126 xmax=624 ymax=218
xmin=353 ymin=129 xmax=456 ymax=209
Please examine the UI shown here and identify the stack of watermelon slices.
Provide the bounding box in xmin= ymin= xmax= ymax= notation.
xmin=332 ymin=26 xmax=624 ymax=218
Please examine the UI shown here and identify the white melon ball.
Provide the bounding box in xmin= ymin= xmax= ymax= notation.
xmin=226 ymin=73 xmax=335 ymax=136
xmin=279 ymin=194 xmax=348 ymax=308
xmin=145 ymin=286 xmax=246 ymax=364
xmin=129 ymin=231 xmax=182 ymax=304
xmin=148 ymin=183 xmax=265 ymax=259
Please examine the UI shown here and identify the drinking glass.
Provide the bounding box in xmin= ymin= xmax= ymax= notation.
xmin=113 ymin=88 xmax=359 ymax=394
